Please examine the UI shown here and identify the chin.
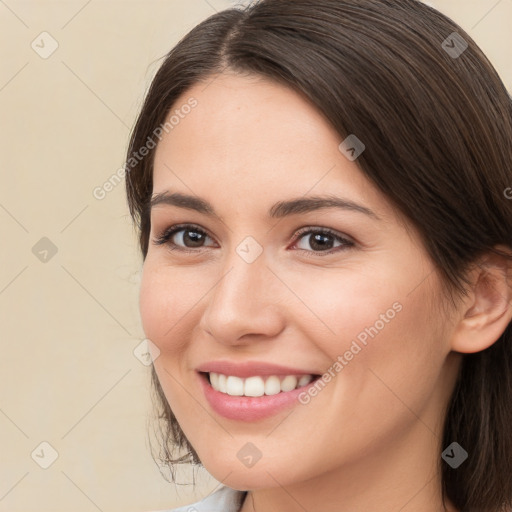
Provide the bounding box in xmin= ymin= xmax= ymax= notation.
xmin=201 ymin=455 xmax=305 ymax=490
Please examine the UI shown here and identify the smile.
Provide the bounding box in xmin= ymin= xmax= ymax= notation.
xmin=198 ymin=371 xmax=322 ymax=421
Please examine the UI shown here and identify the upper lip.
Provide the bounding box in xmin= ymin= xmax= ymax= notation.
xmin=195 ymin=360 xmax=321 ymax=378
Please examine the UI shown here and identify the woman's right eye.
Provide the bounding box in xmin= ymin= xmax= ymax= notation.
xmin=153 ymin=224 xmax=217 ymax=253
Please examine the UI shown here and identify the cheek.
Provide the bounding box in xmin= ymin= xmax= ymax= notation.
xmin=139 ymin=265 xmax=165 ymax=343
xmin=138 ymin=261 xmax=193 ymax=353
xmin=288 ymin=262 xmax=444 ymax=389
xmin=139 ymin=262 xmax=200 ymax=409
xmin=287 ymin=264 xmax=405 ymax=352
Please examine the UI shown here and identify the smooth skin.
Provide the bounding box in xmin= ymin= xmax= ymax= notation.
xmin=139 ymin=72 xmax=512 ymax=512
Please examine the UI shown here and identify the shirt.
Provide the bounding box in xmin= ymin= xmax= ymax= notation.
xmin=161 ymin=486 xmax=248 ymax=512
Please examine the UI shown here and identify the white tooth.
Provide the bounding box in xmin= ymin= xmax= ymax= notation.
xmin=226 ymin=376 xmax=244 ymax=396
xmin=298 ymin=375 xmax=313 ymax=387
xmin=281 ymin=375 xmax=298 ymax=392
xmin=210 ymin=372 xmax=220 ymax=391
xmin=218 ymin=373 xmax=227 ymax=393
xmin=212 ymin=373 xmax=314 ymax=396
xmin=264 ymin=376 xmax=281 ymax=395
xmin=244 ymin=376 xmax=265 ymax=397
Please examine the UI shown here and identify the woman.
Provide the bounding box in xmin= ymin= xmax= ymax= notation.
xmin=125 ymin=1 xmax=512 ymax=511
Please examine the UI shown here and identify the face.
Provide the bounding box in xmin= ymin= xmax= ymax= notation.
xmin=139 ymin=72 xmax=458 ymax=490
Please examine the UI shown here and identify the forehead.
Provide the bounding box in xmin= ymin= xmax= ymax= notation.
xmin=154 ymin=72 xmax=340 ymax=162
xmin=151 ymin=72 xmax=391 ymax=221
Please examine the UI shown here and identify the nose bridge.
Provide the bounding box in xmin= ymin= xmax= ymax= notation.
xmin=199 ymin=244 xmax=284 ymax=342
xmin=211 ymin=247 xmax=272 ymax=316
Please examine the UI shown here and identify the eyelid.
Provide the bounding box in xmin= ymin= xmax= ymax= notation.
xmin=292 ymin=225 xmax=355 ymax=244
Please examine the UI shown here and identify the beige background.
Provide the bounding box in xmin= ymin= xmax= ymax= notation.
xmin=0 ymin=1 xmax=510 ymax=511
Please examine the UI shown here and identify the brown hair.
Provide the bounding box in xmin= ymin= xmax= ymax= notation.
xmin=125 ymin=1 xmax=512 ymax=510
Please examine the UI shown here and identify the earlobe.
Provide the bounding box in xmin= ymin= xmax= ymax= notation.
xmin=450 ymin=248 xmax=512 ymax=354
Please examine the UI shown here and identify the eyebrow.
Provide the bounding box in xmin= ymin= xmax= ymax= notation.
xmin=149 ymin=191 xmax=380 ymax=220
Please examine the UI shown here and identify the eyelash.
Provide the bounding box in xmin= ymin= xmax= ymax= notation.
xmin=152 ymin=223 xmax=355 ymax=257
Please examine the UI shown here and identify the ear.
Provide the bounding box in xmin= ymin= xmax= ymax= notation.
xmin=450 ymin=246 xmax=512 ymax=354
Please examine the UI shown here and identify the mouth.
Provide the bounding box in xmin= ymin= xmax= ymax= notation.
xmin=197 ymin=371 xmax=323 ymax=421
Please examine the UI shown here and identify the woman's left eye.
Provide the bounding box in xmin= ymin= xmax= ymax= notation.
xmin=152 ymin=224 xmax=354 ymax=256
xmin=291 ymin=228 xmax=354 ymax=256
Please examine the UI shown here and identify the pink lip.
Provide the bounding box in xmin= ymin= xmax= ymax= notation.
xmin=197 ymin=371 xmax=321 ymax=422
xmin=195 ymin=360 xmax=320 ymax=378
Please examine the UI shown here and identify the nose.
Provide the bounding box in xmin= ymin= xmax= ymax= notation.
xmin=198 ymin=250 xmax=286 ymax=345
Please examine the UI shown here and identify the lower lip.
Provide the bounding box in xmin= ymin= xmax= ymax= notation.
xmin=197 ymin=372 xmax=320 ymax=422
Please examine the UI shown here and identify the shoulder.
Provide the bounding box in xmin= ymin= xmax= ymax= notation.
xmin=153 ymin=485 xmax=248 ymax=512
